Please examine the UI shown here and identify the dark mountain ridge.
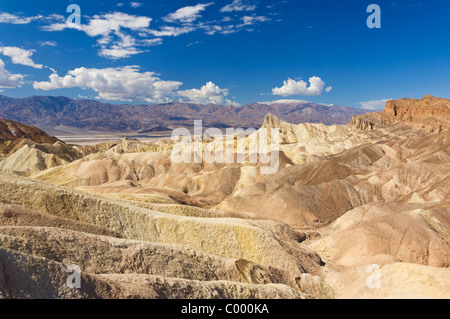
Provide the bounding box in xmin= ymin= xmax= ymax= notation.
xmin=0 ymin=95 xmax=368 ymax=133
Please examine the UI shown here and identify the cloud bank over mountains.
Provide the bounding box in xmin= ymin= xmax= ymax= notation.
xmin=272 ymin=77 xmax=332 ymax=97
xmin=33 ymin=66 xmax=182 ymax=103
xmin=178 ymin=81 xmax=237 ymax=106
xmin=33 ymin=67 xmax=239 ymax=105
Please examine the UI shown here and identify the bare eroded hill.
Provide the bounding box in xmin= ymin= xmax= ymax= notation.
xmin=0 ymin=95 xmax=449 ymax=299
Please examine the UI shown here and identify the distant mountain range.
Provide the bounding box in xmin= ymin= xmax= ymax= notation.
xmin=0 ymin=95 xmax=368 ymax=134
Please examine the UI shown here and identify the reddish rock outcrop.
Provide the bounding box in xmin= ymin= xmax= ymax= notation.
xmin=350 ymin=95 xmax=450 ymax=132
xmin=382 ymin=95 xmax=450 ymax=132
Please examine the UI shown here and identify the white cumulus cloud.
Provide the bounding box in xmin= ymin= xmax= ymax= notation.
xmin=75 ymin=12 xmax=151 ymax=37
xmin=272 ymin=77 xmax=328 ymax=96
xmin=0 ymin=46 xmax=43 ymax=69
xmin=33 ymin=66 xmax=183 ymax=103
xmin=177 ymin=81 xmax=237 ymax=105
xmin=42 ymin=12 xmax=153 ymax=59
xmin=221 ymin=0 xmax=257 ymax=12
xmin=163 ymin=3 xmax=213 ymax=23
xmin=0 ymin=59 xmax=24 ymax=88
xmin=359 ymin=99 xmax=392 ymax=111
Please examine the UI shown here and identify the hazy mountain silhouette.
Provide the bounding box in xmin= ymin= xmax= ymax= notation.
xmin=0 ymin=95 xmax=367 ymax=133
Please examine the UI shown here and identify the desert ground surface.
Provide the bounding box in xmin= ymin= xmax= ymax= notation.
xmin=0 ymin=95 xmax=449 ymax=299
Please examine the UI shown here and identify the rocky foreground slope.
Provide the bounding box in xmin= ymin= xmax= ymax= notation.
xmin=0 ymin=95 xmax=449 ymax=299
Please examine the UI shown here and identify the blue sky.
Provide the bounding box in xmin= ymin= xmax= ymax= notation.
xmin=0 ymin=0 xmax=449 ymax=110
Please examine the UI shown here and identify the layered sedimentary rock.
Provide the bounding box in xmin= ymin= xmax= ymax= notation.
xmin=0 ymin=171 xmax=328 ymax=298
xmin=350 ymin=95 xmax=450 ymax=133
xmin=0 ymin=95 xmax=449 ymax=299
xmin=382 ymin=95 xmax=450 ymax=131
